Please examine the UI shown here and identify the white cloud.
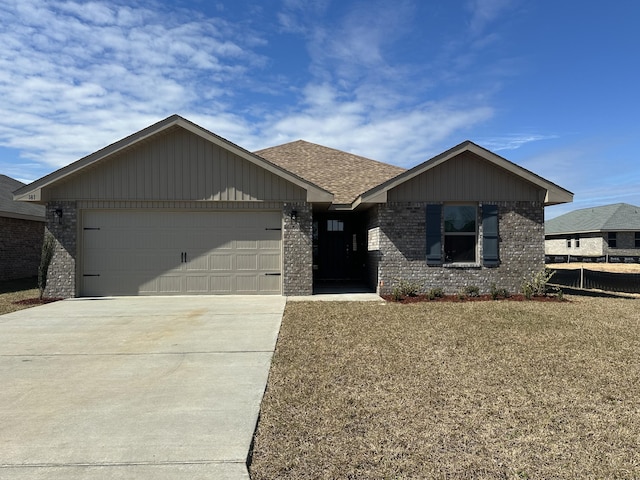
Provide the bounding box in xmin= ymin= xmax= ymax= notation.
xmin=0 ymin=0 xmax=265 ymax=171
xmin=258 ymin=83 xmax=493 ymax=167
xmin=0 ymin=0 xmax=506 ymax=182
xmin=479 ymin=134 xmax=558 ymax=151
xmin=467 ymin=0 xmax=515 ymax=36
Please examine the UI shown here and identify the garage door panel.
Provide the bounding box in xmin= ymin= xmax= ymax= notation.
xmin=81 ymin=210 xmax=282 ymax=296
xmin=236 ymin=274 xmax=259 ymax=293
xmin=185 ymin=255 xmax=209 ymax=271
xmin=236 ymin=239 xmax=258 ymax=249
xmin=210 ymin=254 xmax=232 ymax=271
xmin=185 ymin=275 xmax=209 ymax=292
xmin=158 ymin=275 xmax=183 ymax=293
xmin=260 ymin=253 xmax=281 ymax=271
xmin=210 ymin=275 xmax=233 ymax=293
xmin=237 ymin=254 xmax=258 ymax=270
xmin=260 ymin=275 xmax=281 ymax=293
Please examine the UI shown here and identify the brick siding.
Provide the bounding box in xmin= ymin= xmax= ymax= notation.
xmin=44 ymin=202 xmax=77 ymax=298
xmin=375 ymin=201 xmax=545 ymax=295
xmin=282 ymin=202 xmax=313 ymax=295
xmin=0 ymin=216 xmax=45 ymax=281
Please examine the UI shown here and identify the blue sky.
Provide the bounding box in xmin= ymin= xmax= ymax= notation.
xmin=1 ymin=0 xmax=638 ymax=218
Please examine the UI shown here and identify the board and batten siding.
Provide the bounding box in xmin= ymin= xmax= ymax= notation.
xmin=388 ymin=152 xmax=545 ymax=202
xmin=45 ymin=127 xmax=306 ymax=202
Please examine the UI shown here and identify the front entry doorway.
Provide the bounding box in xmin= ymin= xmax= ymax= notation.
xmin=313 ymin=212 xmax=371 ymax=292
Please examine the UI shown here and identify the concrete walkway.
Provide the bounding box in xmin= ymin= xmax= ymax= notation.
xmin=0 ymin=296 xmax=285 ymax=480
xmin=287 ymin=292 xmax=384 ymax=302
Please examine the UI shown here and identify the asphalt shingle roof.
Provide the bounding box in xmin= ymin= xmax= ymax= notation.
xmin=0 ymin=175 xmax=45 ymax=219
xmin=545 ymin=203 xmax=640 ymax=234
xmin=255 ymin=140 xmax=406 ymax=205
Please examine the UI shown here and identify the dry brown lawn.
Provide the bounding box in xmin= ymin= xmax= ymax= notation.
xmin=548 ymin=262 xmax=640 ymax=273
xmin=250 ymin=297 xmax=640 ymax=479
xmin=0 ymin=277 xmax=40 ymax=315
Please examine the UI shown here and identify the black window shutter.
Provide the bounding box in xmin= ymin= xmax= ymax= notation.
xmin=426 ymin=204 xmax=442 ymax=265
xmin=482 ymin=204 xmax=499 ymax=267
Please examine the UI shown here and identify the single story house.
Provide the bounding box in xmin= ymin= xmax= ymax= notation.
xmin=545 ymin=203 xmax=640 ymax=262
xmin=0 ymin=175 xmax=46 ymax=281
xmin=14 ymin=115 xmax=573 ymax=298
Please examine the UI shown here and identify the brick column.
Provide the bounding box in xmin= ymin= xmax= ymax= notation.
xmin=282 ymin=202 xmax=313 ymax=296
xmin=44 ymin=202 xmax=77 ymax=298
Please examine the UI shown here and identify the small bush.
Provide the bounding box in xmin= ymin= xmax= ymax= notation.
xmin=392 ymin=279 xmax=422 ymax=301
xmin=38 ymin=232 xmax=55 ymax=300
xmin=427 ymin=287 xmax=444 ymax=300
xmin=490 ymin=283 xmax=510 ymax=300
xmin=521 ymin=269 xmax=556 ymax=299
xmin=463 ymin=285 xmax=480 ymax=297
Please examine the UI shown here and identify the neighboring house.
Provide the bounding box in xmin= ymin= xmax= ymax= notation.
xmin=545 ymin=203 xmax=640 ymax=262
xmin=14 ymin=115 xmax=572 ymax=298
xmin=0 ymin=175 xmax=46 ymax=281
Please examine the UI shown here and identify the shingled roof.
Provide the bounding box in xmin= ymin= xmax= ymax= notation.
xmin=545 ymin=203 xmax=640 ymax=235
xmin=255 ymin=140 xmax=406 ymax=205
xmin=0 ymin=175 xmax=45 ymax=221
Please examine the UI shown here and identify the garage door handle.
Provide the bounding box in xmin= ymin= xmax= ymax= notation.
xmin=265 ymin=227 xmax=282 ymax=231
xmin=83 ymin=274 xmax=100 ymax=277
xmin=265 ymin=272 xmax=281 ymax=276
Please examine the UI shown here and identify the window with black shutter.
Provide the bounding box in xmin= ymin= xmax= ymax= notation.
xmin=426 ymin=204 xmax=442 ymax=265
xmin=426 ymin=203 xmax=499 ymax=266
xmin=482 ymin=205 xmax=499 ymax=267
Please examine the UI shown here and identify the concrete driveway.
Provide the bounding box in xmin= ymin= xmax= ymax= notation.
xmin=0 ymin=296 xmax=285 ymax=479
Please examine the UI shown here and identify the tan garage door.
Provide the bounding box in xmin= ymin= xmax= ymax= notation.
xmin=81 ymin=210 xmax=282 ymax=296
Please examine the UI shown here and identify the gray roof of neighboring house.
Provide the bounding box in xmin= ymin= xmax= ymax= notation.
xmin=0 ymin=174 xmax=45 ymax=221
xmin=255 ymin=140 xmax=406 ymax=205
xmin=545 ymin=203 xmax=640 ymax=235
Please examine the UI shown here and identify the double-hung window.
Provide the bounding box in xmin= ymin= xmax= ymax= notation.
xmin=608 ymin=232 xmax=617 ymax=248
xmin=426 ymin=203 xmax=499 ymax=267
xmin=444 ymin=205 xmax=477 ymax=263
xmin=635 ymin=232 xmax=640 ymax=248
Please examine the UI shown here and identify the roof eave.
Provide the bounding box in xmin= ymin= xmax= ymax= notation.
xmin=544 ymin=189 xmax=574 ymax=207
xmin=0 ymin=211 xmax=46 ymax=222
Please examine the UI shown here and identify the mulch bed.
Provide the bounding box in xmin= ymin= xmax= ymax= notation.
xmin=383 ymin=293 xmax=566 ymax=303
xmin=13 ymin=297 xmax=64 ymax=306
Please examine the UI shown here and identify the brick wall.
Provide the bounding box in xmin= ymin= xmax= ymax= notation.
xmin=366 ymin=205 xmax=381 ymax=290
xmin=608 ymin=231 xmax=640 ymax=256
xmin=0 ymin=216 xmax=45 ymax=281
xmin=44 ymin=202 xmax=77 ymax=298
xmin=545 ymin=234 xmax=605 ymax=256
xmin=376 ymin=201 xmax=545 ymax=295
xmin=283 ymin=202 xmax=313 ymax=295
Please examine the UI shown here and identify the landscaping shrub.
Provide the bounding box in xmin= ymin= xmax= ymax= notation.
xmin=38 ymin=232 xmax=55 ymax=300
xmin=392 ymin=279 xmax=422 ymax=301
xmin=490 ymin=283 xmax=510 ymax=300
xmin=427 ymin=287 xmax=444 ymax=300
xmin=521 ymin=268 xmax=555 ymax=299
xmin=463 ymin=285 xmax=480 ymax=297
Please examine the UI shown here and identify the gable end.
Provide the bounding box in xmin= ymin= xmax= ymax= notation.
xmin=388 ymin=151 xmax=545 ymax=202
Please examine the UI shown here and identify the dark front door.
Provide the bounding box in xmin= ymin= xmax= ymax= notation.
xmin=314 ymin=215 xmax=366 ymax=281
